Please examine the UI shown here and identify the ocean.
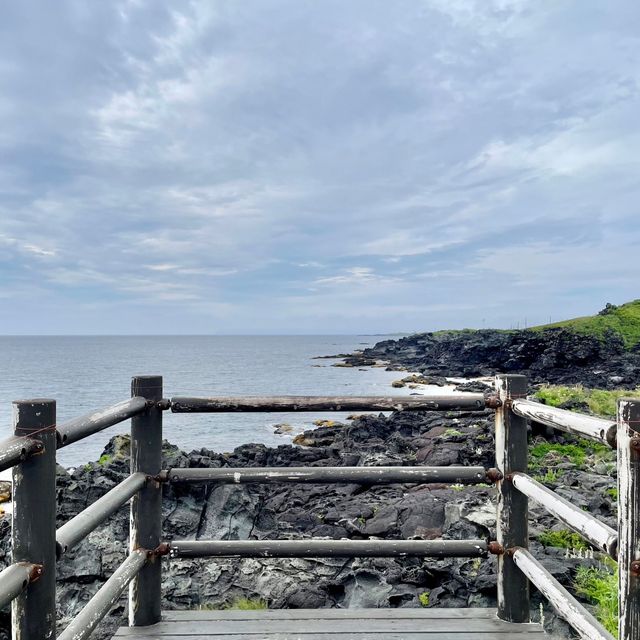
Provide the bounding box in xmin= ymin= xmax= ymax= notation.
xmin=0 ymin=335 xmax=411 ymax=467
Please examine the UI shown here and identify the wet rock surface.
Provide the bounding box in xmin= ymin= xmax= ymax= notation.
xmin=0 ymin=408 xmax=616 ymax=639
xmin=342 ymin=327 xmax=640 ymax=388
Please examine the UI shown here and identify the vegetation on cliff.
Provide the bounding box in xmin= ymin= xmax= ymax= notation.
xmin=530 ymin=299 xmax=640 ymax=349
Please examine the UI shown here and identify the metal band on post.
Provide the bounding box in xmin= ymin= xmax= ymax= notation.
xmin=618 ymin=398 xmax=640 ymax=640
xmin=11 ymin=399 xmax=57 ymax=640
xmin=129 ymin=376 xmax=163 ymax=626
xmin=495 ymin=375 xmax=530 ymax=623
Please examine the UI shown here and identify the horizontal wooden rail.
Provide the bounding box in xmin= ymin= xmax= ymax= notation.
xmin=510 ymin=399 xmax=615 ymax=447
xmin=170 ymin=394 xmax=487 ymax=413
xmin=511 ymin=472 xmax=618 ymax=558
xmin=0 ymin=435 xmax=44 ymax=473
xmin=56 ymin=397 xmax=148 ymax=448
xmin=56 ymin=473 xmax=147 ymax=557
xmin=57 ymin=549 xmax=148 ymax=640
xmin=168 ymin=539 xmax=489 ymax=559
xmin=164 ymin=465 xmax=492 ymax=485
xmin=0 ymin=563 xmax=41 ymax=611
xmin=511 ymin=547 xmax=614 ymax=640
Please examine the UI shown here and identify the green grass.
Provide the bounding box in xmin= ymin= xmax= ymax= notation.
xmin=575 ymin=562 xmax=618 ymax=636
xmin=529 ymin=439 xmax=613 ymax=474
xmin=530 ymin=442 xmax=587 ymax=467
xmin=538 ymin=529 xmax=590 ymax=551
xmin=225 ymin=597 xmax=268 ymax=610
xmin=532 ymin=469 xmax=562 ymax=484
xmin=418 ymin=591 xmax=430 ymax=607
xmin=529 ymin=299 xmax=640 ymax=349
xmin=536 ymin=385 xmax=640 ymax=418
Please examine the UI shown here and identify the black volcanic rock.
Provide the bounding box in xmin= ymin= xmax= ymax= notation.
xmin=343 ymin=327 xmax=640 ymax=388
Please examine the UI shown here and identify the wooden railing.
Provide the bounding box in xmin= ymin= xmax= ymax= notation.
xmin=0 ymin=373 xmax=637 ymax=640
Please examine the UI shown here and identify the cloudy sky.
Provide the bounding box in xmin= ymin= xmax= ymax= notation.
xmin=0 ymin=1 xmax=638 ymax=334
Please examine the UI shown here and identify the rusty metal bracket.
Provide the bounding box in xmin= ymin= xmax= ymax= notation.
xmin=488 ymin=541 xmax=504 ymax=555
xmin=631 ymin=560 xmax=640 ymax=575
xmin=28 ymin=563 xmax=44 ymax=583
xmin=485 ymin=395 xmax=502 ymax=409
xmin=152 ymin=542 xmax=171 ymax=558
xmin=630 ymin=437 xmax=640 ymax=453
xmin=486 ymin=468 xmax=503 ymax=483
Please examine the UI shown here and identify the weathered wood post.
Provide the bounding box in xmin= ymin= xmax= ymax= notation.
xmin=618 ymin=398 xmax=640 ymax=640
xmin=12 ymin=399 xmax=57 ymax=639
xmin=129 ymin=376 xmax=163 ymax=626
xmin=495 ymin=374 xmax=530 ymax=622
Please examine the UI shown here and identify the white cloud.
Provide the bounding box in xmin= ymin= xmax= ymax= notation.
xmin=1 ymin=0 xmax=639 ymax=333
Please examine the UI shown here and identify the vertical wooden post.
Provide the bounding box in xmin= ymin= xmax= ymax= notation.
xmin=618 ymin=398 xmax=640 ymax=640
xmin=129 ymin=376 xmax=163 ymax=626
xmin=495 ymin=374 xmax=530 ymax=623
xmin=12 ymin=399 xmax=57 ymax=640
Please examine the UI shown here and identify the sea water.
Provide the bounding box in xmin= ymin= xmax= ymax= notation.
xmin=0 ymin=335 xmax=412 ymax=467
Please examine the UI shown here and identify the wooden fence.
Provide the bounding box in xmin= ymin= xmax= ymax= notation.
xmin=0 ymin=373 xmax=637 ymax=640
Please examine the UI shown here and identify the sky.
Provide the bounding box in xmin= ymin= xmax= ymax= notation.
xmin=0 ymin=1 xmax=639 ymax=335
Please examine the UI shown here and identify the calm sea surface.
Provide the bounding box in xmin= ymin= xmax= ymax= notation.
xmin=0 ymin=336 xmax=410 ymax=467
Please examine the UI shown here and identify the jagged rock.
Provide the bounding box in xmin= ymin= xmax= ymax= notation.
xmin=341 ymin=327 xmax=640 ymax=389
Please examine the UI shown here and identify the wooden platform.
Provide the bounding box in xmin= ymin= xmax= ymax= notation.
xmin=113 ymin=608 xmax=551 ymax=639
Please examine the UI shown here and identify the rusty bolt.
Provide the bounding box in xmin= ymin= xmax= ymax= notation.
xmin=631 ymin=438 xmax=640 ymax=452
xmin=631 ymin=560 xmax=640 ymax=575
xmin=29 ymin=564 xmax=44 ymax=583
xmin=154 ymin=542 xmax=171 ymax=557
xmin=485 ymin=396 xmax=502 ymax=410
xmin=158 ymin=398 xmax=172 ymax=411
xmin=486 ymin=468 xmax=503 ymax=483
xmin=488 ymin=541 xmax=504 ymax=555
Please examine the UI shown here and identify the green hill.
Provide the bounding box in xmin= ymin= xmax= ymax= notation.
xmin=530 ymin=300 xmax=640 ymax=349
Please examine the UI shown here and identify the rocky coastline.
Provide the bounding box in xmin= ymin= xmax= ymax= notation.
xmin=337 ymin=327 xmax=640 ymax=389
xmin=0 ymin=393 xmax=616 ymax=639
xmin=1 ymin=322 xmax=632 ymax=639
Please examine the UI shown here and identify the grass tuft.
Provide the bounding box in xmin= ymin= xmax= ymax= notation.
xmin=538 ymin=529 xmax=590 ymax=551
xmin=574 ymin=562 xmax=618 ymax=636
xmin=530 ymin=442 xmax=587 ymax=468
xmin=225 ymin=597 xmax=268 ymax=610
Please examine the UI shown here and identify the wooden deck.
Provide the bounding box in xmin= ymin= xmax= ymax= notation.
xmin=113 ymin=608 xmax=551 ymax=639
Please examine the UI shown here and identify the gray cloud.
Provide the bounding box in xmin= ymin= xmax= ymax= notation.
xmin=0 ymin=0 xmax=638 ymax=333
